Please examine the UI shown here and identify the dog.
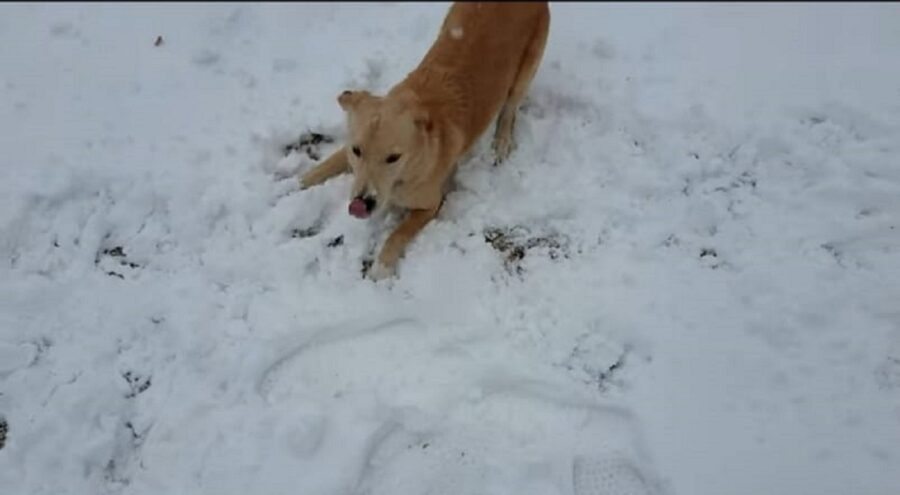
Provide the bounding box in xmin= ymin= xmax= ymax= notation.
xmin=299 ymin=2 xmax=550 ymax=280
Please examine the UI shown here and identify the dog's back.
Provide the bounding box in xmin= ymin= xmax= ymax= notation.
xmin=406 ymin=2 xmax=549 ymax=148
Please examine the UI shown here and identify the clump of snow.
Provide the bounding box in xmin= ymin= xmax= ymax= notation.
xmin=1 ymin=3 xmax=899 ymax=495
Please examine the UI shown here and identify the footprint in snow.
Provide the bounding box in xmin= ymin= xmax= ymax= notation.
xmin=574 ymin=456 xmax=658 ymax=495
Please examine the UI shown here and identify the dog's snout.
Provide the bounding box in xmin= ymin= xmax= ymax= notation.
xmin=363 ymin=196 xmax=377 ymax=212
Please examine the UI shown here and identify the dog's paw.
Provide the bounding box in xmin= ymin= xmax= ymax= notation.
xmin=367 ymin=261 xmax=396 ymax=282
xmin=492 ymin=134 xmax=517 ymax=164
xmin=298 ymin=171 xmax=316 ymax=190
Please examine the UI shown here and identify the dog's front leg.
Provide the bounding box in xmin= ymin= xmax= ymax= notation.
xmin=299 ymin=146 xmax=350 ymax=190
xmin=368 ymin=205 xmax=441 ymax=281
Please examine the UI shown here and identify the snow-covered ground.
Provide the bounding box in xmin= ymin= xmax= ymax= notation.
xmin=2 ymin=3 xmax=900 ymax=494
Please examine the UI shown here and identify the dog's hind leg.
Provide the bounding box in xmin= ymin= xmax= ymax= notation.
xmin=492 ymin=9 xmax=550 ymax=164
xmin=299 ymin=146 xmax=350 ymax=189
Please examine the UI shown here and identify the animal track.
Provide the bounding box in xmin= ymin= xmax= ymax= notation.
xmin=698 ymin=247 xmax=730 ymax=270
xmin=122 ymin=371 xmax=151 ymax=399
xmin=360 ymin=258 xmax=374 ymax=279
xmin=712 ymin=170 xmax=758 ymax=193
xmin=483 ymin=225 xmax=570 ymax=276
xmin=699 ymin=248 xmax=717 ymax=259
xmin=326 ymin=235 xmax=344 ymax=248
xmin=283 ymin=132 xmax=335 ymax=161
xmin=292 ymin=223 xmax=322 ymax=239
xmin=560 ymin=331 xmax=631 ymax=392
xmin=0 ymin=416 xmax=7 ymax=450
xmin=95 ymin=245 xmax=142 ymax=279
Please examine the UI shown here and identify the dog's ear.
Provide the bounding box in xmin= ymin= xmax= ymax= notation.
xmin=337 ymin=90 xmax=370 ymax=111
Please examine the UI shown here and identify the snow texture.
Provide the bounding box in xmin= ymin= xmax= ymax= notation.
xmin=1 ymin=3 xmax=900 ymax=495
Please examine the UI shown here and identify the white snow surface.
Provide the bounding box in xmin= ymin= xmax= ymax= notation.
xmin=2 ymin=3 xmax=900 ymax=495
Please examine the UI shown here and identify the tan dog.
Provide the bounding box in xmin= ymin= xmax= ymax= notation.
xmin=300 ymin=2 xmax=550 ymax=280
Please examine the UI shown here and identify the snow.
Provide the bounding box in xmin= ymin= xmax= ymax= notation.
xmin=2 ymin=2 xmax=900 ymax=494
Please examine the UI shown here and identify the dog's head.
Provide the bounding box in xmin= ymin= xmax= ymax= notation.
xmin=338 ymin=90 xmax=434 ymax=219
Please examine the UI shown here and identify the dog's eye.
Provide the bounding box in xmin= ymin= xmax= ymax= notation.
xmin=385 ymin=154 xmax=401 ymax=164
xmin=352 ymin=146 xmax=361 ymax=157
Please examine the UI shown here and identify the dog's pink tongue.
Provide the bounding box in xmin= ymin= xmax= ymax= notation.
xmin=349 ymin=198 xmax=370 ymax=219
